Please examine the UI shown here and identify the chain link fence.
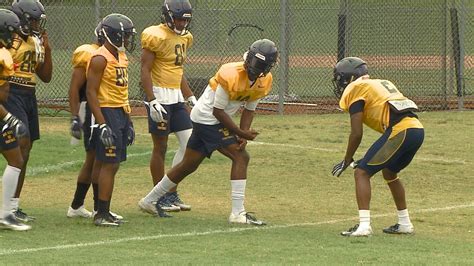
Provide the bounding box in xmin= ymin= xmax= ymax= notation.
xmin=1 ymin=0 xmax=473 ymax=115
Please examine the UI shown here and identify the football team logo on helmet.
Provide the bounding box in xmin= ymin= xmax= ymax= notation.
xmin=11 ymin=0 xmax=46 ymax=37
xmin=332 ymin=57 xmax=368 ymax=99
xmin=161 ymin=0 xmax=192 ymax=36
xmin=244 ymin=39 xmax=278 ymax=82
xmin=101 ymin=13 xmax=136 ymax=53
xmin=0 ymin=9 xmax=21 ymax=49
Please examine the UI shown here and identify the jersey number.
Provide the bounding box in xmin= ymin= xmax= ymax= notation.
xmin=174 ymin=44 xmax=185 ymax=66
xmin=20 ymin=51 xmax=37 ymax=73
xmin=381 ymin=81 xmax=399 ymax=94
xmin=115 ymin=67 xmax=128 ymax=87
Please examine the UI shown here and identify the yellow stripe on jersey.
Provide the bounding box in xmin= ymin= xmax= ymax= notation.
xmin=209 ymin=62 xmax=273 ymax=102
xmin=88 ymin=46 xmax=130 ymax=112
xmin=8 ymin=36 xmax=37 ymax=87
xmin=339 ymin=78 xmax=423 ymax=137
xmin=141 ymin=23 xmax=193 ymax=89
xmin=0 ymin=47 xmax=15 ymax=86
xmin=72 ymin=43 xmax=99 ymax=68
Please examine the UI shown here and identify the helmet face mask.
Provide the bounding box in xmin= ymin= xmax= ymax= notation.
xmin=244 ymin=39 xmax=278 ymax=82
xmin=0 ymin=9 xmax=21 ymax=49
xmin=101 ymin=13 xmax=136 ymax=53
xmin=332 ymin=57 xmax=368 ymax=99
xmin=162 ymin=0 xmax=192 ymax=35
xmin=11 ymin=0 xmax=46 ymax=37
xmin=94 ymin=21 xmax=105 ymax=45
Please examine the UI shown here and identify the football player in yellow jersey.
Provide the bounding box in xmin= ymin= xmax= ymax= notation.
xmin=65 ymin=21 xmax=122 ymax=221
xmin=331 ymin=57 xmax=424 ymax=237
xmin=139 ymin=39 xmax=277 ymax=224
xmin=86 ymin=13 xmax=136 ymax=227
xmin=140 ymin=0 xmax=197 ymax=212
xmin=4 ymin=0 xmax=52 ymax=223
xmin=0 ymin=8 xmax=31 ymax=231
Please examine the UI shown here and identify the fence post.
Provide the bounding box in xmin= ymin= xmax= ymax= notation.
xmin=450 ymin=4 xmax=464 ymax=110
xmin=95 ymin=0 xmax=101 ymax=23
xmin=278 ymin=0 xmax=289 ymax=115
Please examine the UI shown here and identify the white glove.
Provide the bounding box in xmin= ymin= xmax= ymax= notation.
xmin=146 ymin=99 xmax=167 ymax=123
xmin=187 ymin=95 xmax=197 ymax=108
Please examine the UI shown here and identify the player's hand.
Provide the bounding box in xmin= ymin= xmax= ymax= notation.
xmin=98 ymin=124 xmax=115 ymax=147
xmin=3 ymin=113 xmax=27 ymax=138
xmin=41 ymin=31 xmax=50 ymax=50
xmin=237 ymin=136 xmax=248 ymax=150
xmin=70 ymin=115 xmax=82 ymax=140
xmin=147 ymin=99 xmax=167 ymax=123
xmin=187 ymin=95 xmax=197 ymax=108
xmin=127 ymin=121 xmax=135 ymax=146
xmin=240 ymin=129 xmax=259 ymax=141
xmin=332 ymin=159 xmax=353 ymax=177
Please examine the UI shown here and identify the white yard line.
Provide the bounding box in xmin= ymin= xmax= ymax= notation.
xmin=0 ymin=202 xmax=472 ymax=256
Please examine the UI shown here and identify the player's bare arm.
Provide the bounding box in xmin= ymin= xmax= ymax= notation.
xmin=140 ymin=48 xmax=155 ymax=101
xmin=345 ymin=111 xmax=364 ymax=163
xmin=35 ymin=30 xmax=52 ymax=83
xmin=85 ymin=56 xmax=106 ymax=124
xmin=213 ymin=107 xmax=258 ymax=140
xmin=68 ymin=66 xmax=86 ymax=116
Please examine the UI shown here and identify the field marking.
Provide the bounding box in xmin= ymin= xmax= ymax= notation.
xmin=0 ymin=202 xmax=472 ymax=256
xmin=248 ymin=141 xmax=469 ymax=165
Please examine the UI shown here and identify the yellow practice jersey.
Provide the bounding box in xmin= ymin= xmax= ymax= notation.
xmin=72 ymin=43 xmax=100 ymax=68
xmin=8 ymin=36 xmax=38 ymax=87
xmin=141 ymin=23 xmax=193 ymax=89
xmin=0 ymin=47 xmax=15 ymax=86
xmin=339 ymin=78 xmax=423 ymax=137
xmin=88 ymin=46 xmax=130 ymax=112
xmin=209 ymin=62 xmax=273 ymax=101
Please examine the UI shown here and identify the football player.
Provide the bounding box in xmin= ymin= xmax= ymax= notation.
xmin=86 ymin=13 xmax=136 ymax=226
xmin=331 ymin=57 xmax=424 ymax=236
xmin=66 ymin=21 xmax=122 ymax=221
xmin=5 ymin=0 xmax=52 ymax=222
xmin=140 ymin=0 xmax=197 ymax=212
xmin=0 ymin=8 xmax=31 ymax=231
xmin=139 ymin=39 xmax=277 ymax=225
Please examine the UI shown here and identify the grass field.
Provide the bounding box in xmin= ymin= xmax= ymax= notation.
xmin=0 ymin=111 xmax=473 ymax=264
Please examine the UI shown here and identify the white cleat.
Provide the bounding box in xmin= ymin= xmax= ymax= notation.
xmin=138 ymin=198 xmax=158 ymax=215
xmin=67 ymin=205 xmax=92 ymax=218
xmin=228 ymin=211 xmax=266 ymax=226
xmin=341 ymin=224 xmax=373 ymax=237
xmin=0 ymin=214 xmax=32 ymax=231
xmin=383 ymin=223 xmax=414 ymax=234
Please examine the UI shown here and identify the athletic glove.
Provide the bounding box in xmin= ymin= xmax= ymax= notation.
xmin=3 ymin=113 xmax=27 ymax=138
xmin=332 ymin=159 xmax=353 ymax=177
xmin=187 ymin=95 xmax=197 ymax=108
xmin=127 ymin=121 xmax=135 ymax=146
xmin=98 ymin=123 xmax=114 ymax=147
xmin=70 ymin=115 xmax=82 ymax=139
xmin=147 ymin=99 xmax=167 ymax=123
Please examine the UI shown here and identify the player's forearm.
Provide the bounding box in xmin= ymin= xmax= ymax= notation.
xmin=0 ymin=83 xmax=10 ymax=103
xmin=86 ymin=89 xmax=105 ymax=124
xmin=0 ymin=104 xmax=8 ymax=119
xmin=240 ymin=109 xmax=254 ymax=130
xmin=36 ymin=47 xmax=53 ymax=83
xmin=140 ymin=69 xmax=155 ymax=102
xmin=345 ymin=132 xmax=362 ymax=163
xmin=180 ymin=75 xmax=194 ymax=99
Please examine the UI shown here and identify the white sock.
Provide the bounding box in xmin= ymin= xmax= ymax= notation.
xmin=231 ymin=180 xmax=246 ymax=215
xmin=358 ymin=210 xmax=371 ymax=229
xmin=2 ymin=165 xmax=20 ymax=218
xmin=397 ymin=209 xmax=412 ymax=226
xmin=144 ymin=175 xmax=177 ymax=203
xmin=172 ymin=129 xmax=192 ymax=167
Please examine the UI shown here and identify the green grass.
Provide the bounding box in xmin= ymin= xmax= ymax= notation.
xmin=0 ymin=111 xmax=473 ymax=264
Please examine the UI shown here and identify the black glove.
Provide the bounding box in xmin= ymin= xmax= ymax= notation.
xmin=127 ymin=121 xmax=135 ymax=146
xmin=98 ymin=124 xmax=114 ymax=147
xmin=3 ymin=113 xmax=28 ymax=138
xmin=332 ymin=159 xmax=353 ymax=177
xmin=70 ymin=115 xmax=82 ymax=139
